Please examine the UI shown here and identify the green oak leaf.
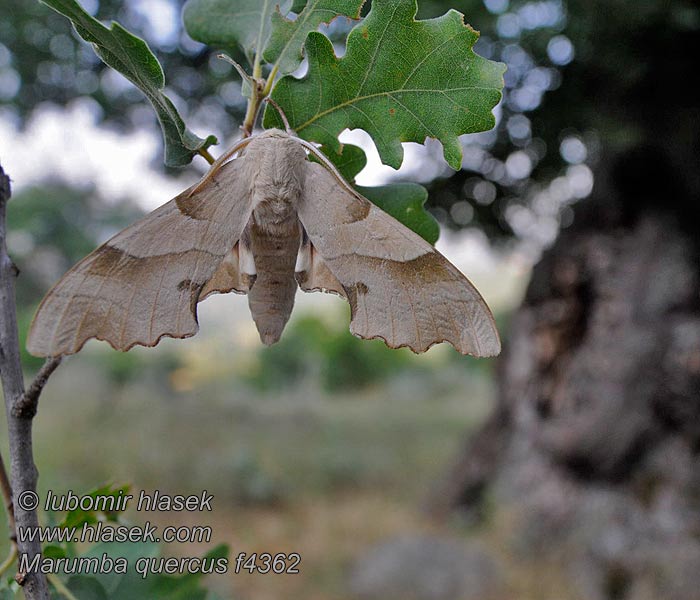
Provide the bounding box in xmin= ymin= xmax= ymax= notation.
xmin=315 ymin=142 xmax=367 ymax=182
xmin=40 ymin=0 xmax=216 ymax=167
xmin=43 ymin=545 xmax=68 ymax=560
xmin=358 ymin=183 xmax=439 ymax=244
xmin=265 ymin=0 xmax=505 ymax=169
xmin=183 ymin=0 xmax=292 ymax=66
xmin=263 ymin=0 xmax=365 ymax=74
xmin=66 ymin=577 xmax=109 ymax=600
xmin=313 ymin=143 xmax=439 ymax=244
xmin=58 ymin=483 xmax=131 ymax=529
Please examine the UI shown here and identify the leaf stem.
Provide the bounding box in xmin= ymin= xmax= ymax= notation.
xmin=242 ymin=10 xmax=284 ymax=139
xmin=0 ymin=545 xmax=17 ymax=578
xmin=262 ymin=64 xmax=279 ymax=97
xmin=216 ymin=54 xmax=254 ymax=86
xmin=197 ymin=147 xmax=215 ymax=165
xmin=252 ymin=16 xmax=264 ymax=83
xmin=47 ymin=574 xmax=80 ymax=600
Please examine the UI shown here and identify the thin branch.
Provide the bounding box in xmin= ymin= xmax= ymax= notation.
xmin=0 ymin=449 xmax=18 ymax=578
xmin=240 ymin=79 xmax=265 ymax=138
xmin=0 ymin=453 xmax=17 ymax=543
xmin=14 ymin=357 xmax=63 ymax=419
xmin=0 ymin=452 xmax=18 ymax=578
xmin=0 ymin=163 xmax=51 ymax=599
xmin=0 ymin=450 xmax=17 ymax=543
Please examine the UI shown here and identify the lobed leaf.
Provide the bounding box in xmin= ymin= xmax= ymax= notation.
xmin=58 ymin=484 xmax=131 ymax=529
xmin=314 ymin=142 xmax=367 ymax=182
xmin=66 ymin=577 xmax=109 ymax=600
xmin=263 ymin=0 xmax=365 ymax=74
xmin=40 ymin=0 xmax=216 ymax=167
xmin=265 ymin=0 xmax=505 ymax=169
xmin=183 ymin=0 xmax=292 ymax=65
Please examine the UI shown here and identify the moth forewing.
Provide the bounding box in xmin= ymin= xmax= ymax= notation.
xmin=294 ymin=159 xmax=501 ymax=358
xmin=26 ymin=157 xmax=255 ymax=357
xmin=27 ymin=129 xmax=500 ymax=358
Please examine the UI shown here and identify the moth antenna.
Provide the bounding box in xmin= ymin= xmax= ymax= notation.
xmin=189 ymin=136 xmax=255 ymax=196
xmin=263 ymin=97 xmax=293 ymax=135
xmin=293 ymin=137 xmax=364 ymax=201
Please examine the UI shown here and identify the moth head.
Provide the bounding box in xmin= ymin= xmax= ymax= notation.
xmin=256 ymin=128 xmax=289 ymax=140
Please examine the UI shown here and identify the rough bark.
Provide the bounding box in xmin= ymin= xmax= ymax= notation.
xmin=0 ymin=164 xmax=50 ymax=599
xmin=430 ymin=160 xmax=700 ymax=600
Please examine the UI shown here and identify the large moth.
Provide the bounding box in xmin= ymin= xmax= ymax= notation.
xmin=27 ymin=129 xmax=500 ymax=358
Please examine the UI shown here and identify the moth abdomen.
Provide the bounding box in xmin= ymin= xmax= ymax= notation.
xmin=246 ymin=218 xmax=302 ymax=346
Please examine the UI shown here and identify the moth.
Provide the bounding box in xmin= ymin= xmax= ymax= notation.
xmin=27 ymin=129 xmax=500 ymax=358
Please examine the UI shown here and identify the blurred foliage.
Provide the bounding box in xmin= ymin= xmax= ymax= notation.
xmin=228 ymin=449 xmax=287 ymax=505
xmin=39 ymin=0 xmax=217 ymax=166
xmin=0 ymin=354 xmax=494 ymax=598
xmin=2 ymin=0 xmax=698 ymax=246
xmin=420 ymin=0 xmax=700 ymax=240
xmin=0 ymin=0 xmax=243 ymax=171
xmin=243 ymin=314 xmax=422 ymax=392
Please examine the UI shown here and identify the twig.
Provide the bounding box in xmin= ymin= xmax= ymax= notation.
xmin=14 ymin=357 xmax=63 ymax=419
xmin=240 ymin=78 xmax=265 ymax=138
xmin=0 ymin=448 xmax=18 ymax=575
xmin=0 ymin=450 xmax=16 ymax=542
xmin=0 ymin=163 xmax=51 ymax=599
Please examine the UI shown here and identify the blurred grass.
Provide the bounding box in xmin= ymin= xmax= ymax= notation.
xmin=29 ymin=351 xmax=495 ymax=503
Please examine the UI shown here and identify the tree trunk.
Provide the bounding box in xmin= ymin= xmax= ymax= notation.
xmin=430 ymin=159 xmax=700 ymax=600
